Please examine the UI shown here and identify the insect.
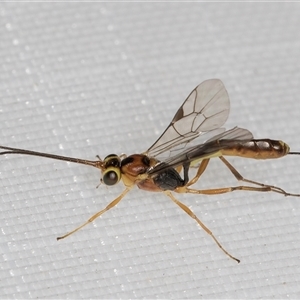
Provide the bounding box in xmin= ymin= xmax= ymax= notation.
xmin=1 ymin=79 xmax=299 ymax=263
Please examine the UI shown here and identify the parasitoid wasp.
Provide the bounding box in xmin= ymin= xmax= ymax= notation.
xmin=1 ymin=79 xmax=299 ymax=263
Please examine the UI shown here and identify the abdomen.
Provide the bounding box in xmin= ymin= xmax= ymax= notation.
xmin=221 ymin=139 xmax=290 ymax=159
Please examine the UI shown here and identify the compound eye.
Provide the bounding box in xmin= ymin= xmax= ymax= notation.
xmin=102 ymin=167 xmax=121 ymax=186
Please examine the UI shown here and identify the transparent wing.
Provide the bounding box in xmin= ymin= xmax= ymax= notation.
xmin=148 ymin=127 xmax=253 ymax=176
xmin=146 ymin=79 xmax=230 ymax=158
xmin=205 ymin=126 xmax=253 ymax=143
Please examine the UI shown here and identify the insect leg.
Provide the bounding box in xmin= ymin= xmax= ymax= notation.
xmin=57 ymin=187 xmax=132 ymax=240
xmin=165 ymin=191 xmax=240 ymax=263
xmin=219 ymin=156 xmax=300 ymax=197
xmin=182 ymin=162 xmax=191 ymax=185
xmin=186 ymin=159 xmax=210 ymax=187
xmin=177 ymin=185 xmax=272 ymax=195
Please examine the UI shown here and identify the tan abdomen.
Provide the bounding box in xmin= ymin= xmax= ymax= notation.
xmin=221 ymin=139 xmax=290 ymax=159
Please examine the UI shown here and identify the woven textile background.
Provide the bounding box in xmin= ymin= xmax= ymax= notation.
xmin=1 ymin=3 xmax=300 ymax=299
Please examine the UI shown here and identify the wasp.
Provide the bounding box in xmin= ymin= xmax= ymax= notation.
xmin=1 ymin=79 xmax=299 ymax=263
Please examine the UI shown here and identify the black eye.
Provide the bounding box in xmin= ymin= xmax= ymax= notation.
xmin=102 ymin=167 xmax=121 ymax=186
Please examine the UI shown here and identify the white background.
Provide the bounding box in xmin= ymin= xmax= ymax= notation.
xmin=0 ymin=3 xmax=300 ymax=299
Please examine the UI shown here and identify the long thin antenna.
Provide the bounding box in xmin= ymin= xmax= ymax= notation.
xmin=289 ymin=152 xmax=300 ymax=155
xmin=0 ymin=145 xmax=103 ymax=169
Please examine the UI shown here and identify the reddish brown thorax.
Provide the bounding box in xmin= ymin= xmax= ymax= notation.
xmin=120 ymin=154 xmax=162 ymax=192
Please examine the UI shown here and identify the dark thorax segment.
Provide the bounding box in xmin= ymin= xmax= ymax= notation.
xmin=153 ymin=167 xmax=185 ymax=191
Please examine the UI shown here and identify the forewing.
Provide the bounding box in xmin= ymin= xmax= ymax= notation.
xmin=146 ymin=79 xmax=230 ymax=158
xmin=148 ymin=127 xmax=253 ymax=176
